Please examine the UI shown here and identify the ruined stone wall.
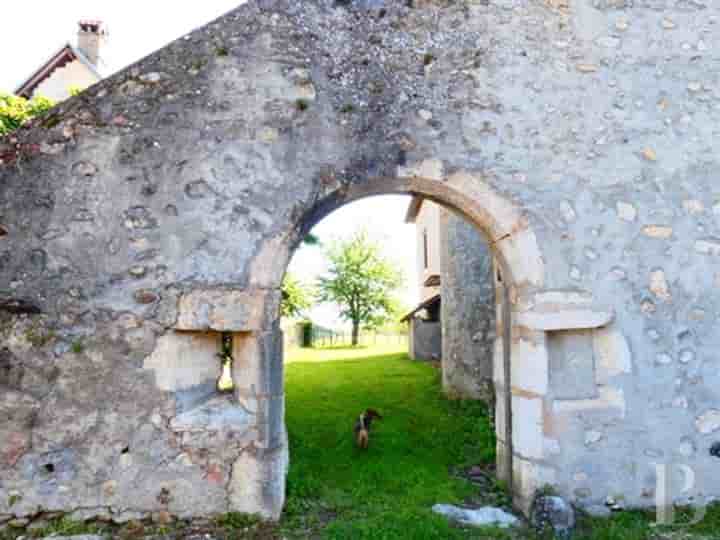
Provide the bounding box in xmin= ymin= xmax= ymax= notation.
xmin=440 ymin=209 xmax=495 ymax=401
xmin=1 ymin=0 xmax=719 ymax=523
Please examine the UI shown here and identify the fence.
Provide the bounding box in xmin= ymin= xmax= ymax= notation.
xmin=282 ymin=320 xmax=408 ymax=349
xmin=309 ymin=328 xmax=408 ymax=348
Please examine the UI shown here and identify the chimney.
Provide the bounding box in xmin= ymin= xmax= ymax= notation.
xmin=77 ymin=20 xmax=107 ymax=67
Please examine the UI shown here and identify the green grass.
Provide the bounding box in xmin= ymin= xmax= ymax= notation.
xmin=282 ymin=346 xmax=497 ymax=539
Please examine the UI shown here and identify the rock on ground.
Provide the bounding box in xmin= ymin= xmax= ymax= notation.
xmin=432 ymin=504 xmax=519 ymax=528
xmin=530 ymin=495 xmax=576 ymax=539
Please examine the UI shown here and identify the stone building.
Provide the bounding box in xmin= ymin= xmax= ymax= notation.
xmin=1 ymin=0 xmax=720 ymax=526
xmin=401 ymin=197 xmax=442 ymax=363
xmin=15 ymin=21 xmax=109 ymax=102
xmin=403 ymin=196 xmax=496 ymax=401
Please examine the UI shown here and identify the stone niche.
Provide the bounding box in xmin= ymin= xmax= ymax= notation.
xmin=143 ymin=323 xmax=287 ymax=519
xmin=547 ymin=329 xmax=598 ymax=400
xmin=144 ymin=331 xmax=224 ymax=413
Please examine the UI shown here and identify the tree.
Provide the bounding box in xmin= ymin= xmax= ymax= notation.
xmin=0 ymin=93 xmax=54 ymax=136
xmin=281 ymin=273 xmax=314 ymax=318
xmin=368 ymin=297 xmax=410 ymax=334
xmin=302 ymin=233 xmax=321 ymax=246
xmin=317 ymin=231 xmax=402 ymax=346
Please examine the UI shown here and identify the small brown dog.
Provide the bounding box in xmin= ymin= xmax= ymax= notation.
xmin=354 ymin=408 xmax=382 ymax=449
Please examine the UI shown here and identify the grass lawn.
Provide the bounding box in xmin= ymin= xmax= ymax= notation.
xmin=282 ymin=345 xmax=499 ymax=539
xmin=281 ymin=345 xmax=720 ymax=540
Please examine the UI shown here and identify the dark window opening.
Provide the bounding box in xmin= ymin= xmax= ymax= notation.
xmin=43 ymin=463 xmax=55 ymax=473
xmin=425 ymin=300 xmax=441 ymax=322
xmin=422 ymin=228 xmax=429 ymax=269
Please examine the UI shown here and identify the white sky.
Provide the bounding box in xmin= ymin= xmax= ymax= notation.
xmin=0 ymin=4 xmax=420 ymax=329
xmin=0 ymin=1 xmax=243 ymax=92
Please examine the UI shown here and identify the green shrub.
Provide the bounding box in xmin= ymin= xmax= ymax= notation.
xmin=0 ymin=93 xmax=54 ymax=136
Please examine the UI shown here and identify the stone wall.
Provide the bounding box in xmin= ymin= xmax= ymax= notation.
xmin=1 ymin=0 xmax=720 ymax=523
xmin=440 ymin=209 xmax=495 ymax=401
xmin=408 ymin=318 xmax=442 ymax=362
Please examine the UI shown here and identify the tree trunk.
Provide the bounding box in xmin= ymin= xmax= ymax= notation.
xmin=352 ymin=321 xmax=360 ymax=346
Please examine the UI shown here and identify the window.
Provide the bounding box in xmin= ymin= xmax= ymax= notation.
xmin=423 ymin=228 xmax=429 ymax=269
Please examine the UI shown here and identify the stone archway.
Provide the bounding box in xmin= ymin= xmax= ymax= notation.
xmin=2 ymin=0 xmax=712 ymax=527
xmin=171 ymin=164 xmax=612 ymax=517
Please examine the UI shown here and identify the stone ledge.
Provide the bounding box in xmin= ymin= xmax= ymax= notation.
xmin=553 ymin=387 xmax=626 ymax=420
xmin=175 ymin=288 xmax=280 ymax=331
xmin=169 ymin=395 xmax=256 ymax=433
xmin=515 ymin=290 xmax=614 ymax=331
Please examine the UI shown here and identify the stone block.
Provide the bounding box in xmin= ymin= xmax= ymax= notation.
xmin=547 ymin=329 xmax=597 ymax=400
xmin=511 ymin=331 xmax=549 ymax=396
xmin=143 ymin=332 xmax=220 ymax=393
xmin=516 ymin=290 xmax=614 ymax=331
xmin=512 ymin=395 xmax=544 ymax=460
xmin=175 ymin=289 xmax=280 ymax=332
xmin=256 ymin=395 xmax=285 ymax=450
xmin=232 ymin=329 xmax=284 ymax=398
xmin=493 ymin=336 xmax=505 ymax=389
xmin=593 ymin=326 xmax=632 ymax=384
xmin=229 ymin=446 xmax=287 ymax=520
xmin=169 ymin=395 xmax=255 ymax=434
xmin=496 ymin=439 xmax=510 ymax=483
xmin=495 ymin=388 xmax=507 ymax=443
xmin=495 ymin=228 xmax=545 ymax=289
xmin=513 ymin=457 xmax=558 ymax=514
xmin=553 ymin=387 xmax=626 ymax=421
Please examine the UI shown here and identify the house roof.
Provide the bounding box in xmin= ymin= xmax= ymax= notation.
xmin=423 ymin=274 xmax=441 ymax=287
xmin=400 ymin=293 xmax=441 ymax=322
xmin=15 ymin=43 xmax=102 ymax=99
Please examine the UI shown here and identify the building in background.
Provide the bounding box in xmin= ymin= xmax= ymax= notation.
xmin=403 ymin=196 xmax=496 ymax=401
xmin=15 ymin=21 xmax=109 ymax=101
xmin=401 ymin=198 xmax=442 ymax=362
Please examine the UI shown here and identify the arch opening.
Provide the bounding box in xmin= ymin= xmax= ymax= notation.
xmin=278 ymin=191 xmax=509 ymax=526
xmin=168 ymin=170 xmax=553 ymax=520
xmin=245 ymin=170 xmax=548 ymax=518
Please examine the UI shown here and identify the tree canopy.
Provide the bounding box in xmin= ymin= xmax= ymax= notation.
xmin=281 ymin=273 xmax=315 ymax=319
xmin=0 ymin=93 xmax=54 ymax=136
xmin=317 ymin=231 xmax=402 ymax=345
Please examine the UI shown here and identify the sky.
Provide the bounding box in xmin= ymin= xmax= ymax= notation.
xmin=0 ymin=1 xmax=243 ymax=92
xmin=0 ymin=3 xmax=420 ymax=329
